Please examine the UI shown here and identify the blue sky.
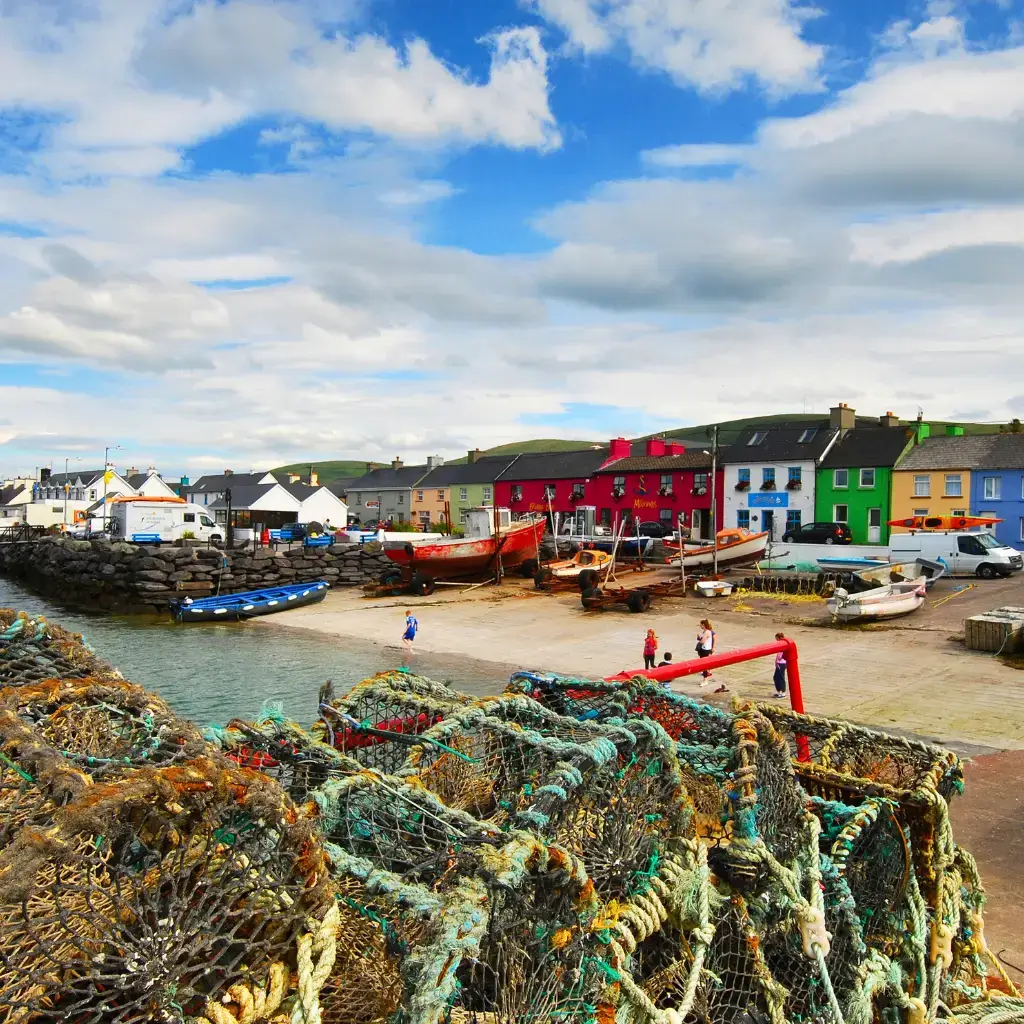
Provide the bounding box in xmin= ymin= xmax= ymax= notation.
xmin=0 ymin=0 xmax=1023 ymax=477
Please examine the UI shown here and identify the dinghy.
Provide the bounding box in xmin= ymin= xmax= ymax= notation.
xmin=851 ymin=558 xmax=946 ymax=592
xmin=666 ymin=528 xmax=769 ymax=571
xmin=170 ymin=581 xmax=329 ymax=622
xmin=826 ymin=578 xmax=926 ymax=622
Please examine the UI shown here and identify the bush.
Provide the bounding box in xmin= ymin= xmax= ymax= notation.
xmin=386 ymin=520 xmax=422 ymax=533
xmin=181 ymin=530 xmax=195 ymax=539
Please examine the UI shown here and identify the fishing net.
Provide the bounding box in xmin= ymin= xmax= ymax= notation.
xmin=0 ymin=609 xmax=107 ymax=686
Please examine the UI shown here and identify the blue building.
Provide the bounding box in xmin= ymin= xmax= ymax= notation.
xmin=969 ymin=434 xmax=1024 ymax=551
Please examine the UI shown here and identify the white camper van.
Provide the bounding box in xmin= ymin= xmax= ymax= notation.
xmin=889 ymin=531 xmax=1023 ymax=578
xmin=109 ymin=499 xmax=222 ymax=545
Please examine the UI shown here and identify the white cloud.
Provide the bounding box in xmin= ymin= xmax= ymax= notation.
xmin=528 ymin=0 xmax=824 ymax=94
xmin=641 ymin=142 xmax=753 ymax=167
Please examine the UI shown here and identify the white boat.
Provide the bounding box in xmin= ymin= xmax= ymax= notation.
xmin=826 ymin=578 xmax=927 ymax=621
xmin=667 ymin=529 xmax=769 ymax=571
xmin=851 ymin=558 xmax=947 ymax=592
xmin=695 ymin=580 xmax=734 ymax=598
xmin=816 ymin=556 xmax=890 ymax=572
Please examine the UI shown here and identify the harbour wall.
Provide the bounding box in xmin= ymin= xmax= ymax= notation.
xmin=0 ymin=536 xmax=394 ymax=614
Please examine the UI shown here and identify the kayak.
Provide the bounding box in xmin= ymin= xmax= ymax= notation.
xmin=887 ymin=515 xmax=1001 ymax=531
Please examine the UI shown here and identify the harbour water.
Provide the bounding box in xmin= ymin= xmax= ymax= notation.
xmin=0 ymin=577 xmax=513 ymax=728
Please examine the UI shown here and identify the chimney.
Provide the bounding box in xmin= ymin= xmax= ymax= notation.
xmin=829 ymin=402 xmax=856 ymax=432
xmin=224 ymin=469 xmax=234 ymax=477
xmin=608 ymin=437 xmax=632 ymax=460
xmin=426 ymin=455 xmax=444 ymax=470
xmin=180 ymin=475 xmax=189 ymax=490
xmin=39 ymin=467 xmax=51 ymax=483
xmin=309 ymin=470 xmax=319 ymax=487
xmin=146 ymin=465 xmax=158 ymax=476
xmin=664 ymin=441 xmax=686 ymax=456
xmin=127 ymin=466 xmax=139 ymax=477
xmin=945 ymin=424 xmax=965 ymax=436
xmin=391 ymin=458 xmax=404 ymax=470
xmin=467 ymin=448 xmax=482 ymax=464
xmin=287 ymin=473 xmax=301 ymax=484
xmin=645 ymin=437 xmax=666 ymax=457
xmin=879 ymin=411 xmax=900 ymax=428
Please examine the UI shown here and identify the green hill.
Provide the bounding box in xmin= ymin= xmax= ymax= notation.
xmin=273 ymin=460 xmax=370 ymax=481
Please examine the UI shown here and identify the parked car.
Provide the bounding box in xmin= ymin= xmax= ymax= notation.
xmin=636 ymin=520 xmax=677 ymax=539
xmin=782 ymin=521 xmax=853 ymax=545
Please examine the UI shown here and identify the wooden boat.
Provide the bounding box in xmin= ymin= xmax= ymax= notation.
xmin=546 ymin=549 xmax=613 ymax=579
xmin=851 ymin=558 xmax=947 ymax=592
xmin=383 ymin=508 xmax=545 ymax=579
xmin=666 ymin=528 xmax=769 ymax=570
xmin=170 ymin=580 xmax=329 ymax=622
xmin=887 ymin=514 xmax=1002 ymax=531
xmin=826 ymin=578 xmax=926 ymax=621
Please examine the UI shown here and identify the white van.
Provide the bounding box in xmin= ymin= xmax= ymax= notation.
xmin=109 ymin=500 xmax=223 ymax=545
xmin=889 ymin=531 xmax=1023 ymax=579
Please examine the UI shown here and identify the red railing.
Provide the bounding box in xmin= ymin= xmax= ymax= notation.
xmin=606 ymin=638 xmax=810 ymax=760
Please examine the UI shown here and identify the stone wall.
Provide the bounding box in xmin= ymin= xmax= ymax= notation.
xmin=0 ymin=537 xmax=394 ymax=614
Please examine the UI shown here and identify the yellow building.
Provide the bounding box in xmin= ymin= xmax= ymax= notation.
xmin=890 ymin=430 xmax=985 ymax=530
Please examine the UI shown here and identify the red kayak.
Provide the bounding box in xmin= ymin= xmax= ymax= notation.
xmin=887 ymin=515 xmax=1001 ymax=531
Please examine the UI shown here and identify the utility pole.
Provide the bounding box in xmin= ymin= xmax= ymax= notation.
xmin=102 ymin=444 xmax=122 ymax=533
xmin=710 ymin=425 xmax=719 ymax=576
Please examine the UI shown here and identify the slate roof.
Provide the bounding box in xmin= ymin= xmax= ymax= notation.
xmin=896 ymin=435 xmax=999 ymax=471
xmin=346 ymin=464 xmax=432 ymax=491
xmin=281 ymin=482 xmax=347 ymax=504
xmin=720 ymin=423 xmax=839 ymax=464
xmin=494 ymin=448 xmax=610 ymax=482
xmin=595 ymin=452 xmax=713 ymax=473
xmin=417 ymin=455 xmax=521 ymax=487
xmin=207 ymin=484 xmax=296 ymax=509
xmin=127 ymin=474 xmax=149 ymax=489
xmin=0 ymin=484 xmax=29 ymax=506
xmin=976 ymin=433 xmax=1024 ymax=470
xmin=190 ymin=472 xmax=275 ymax=493
xmin=326 ymin=477 xmax=359 ymax=497
xmin=819 ymin=427 xmax=914 ymax=469
xmin=43 ymin=470 xmax=105 ymax=488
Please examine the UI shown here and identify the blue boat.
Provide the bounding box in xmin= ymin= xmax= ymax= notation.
xmin=816 ymin=556 xmax=890 ymax=571
xmin=169 ymin=581 xmax=330 ymax=623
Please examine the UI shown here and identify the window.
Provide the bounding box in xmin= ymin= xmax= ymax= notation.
xmin=913 ymin=474 xmax=930 ymax=497
xmin=419 ymin=511 xmax=430 ymax=522
xmin=762 ymin=467 xmax=776 ymax=488
xmin=737 ymin=509 xmax=750 ymax=529
xmin=833 ymin=469 xmax=849 ymax=488
xmin=460 ymin=487 xmax=468 ymax=501
xmin=51 ymin=505 xmax=62 ymax=513
xmin=834 ymin=504 xmax=849 ymax=523
xmin=1020 ymin=517 xmax=1024 ymax=542
xmin=737 ymin=468 xmax=750 ymax=485
xmin=798 ymin=428 xmax=818 ymax=443
xmin=659 ymin=509 xmax=673 ymax=523
xmin=612 ymin=476 xmax=625 ymax=496
xmin=571 ymin=483 xmax=585 ymax=499
xmin=951 ymin=509 xmax=966 ymax=518
xmin=437 ymin=490 xmax=444 ymax=501
xmin=397 ymin=493 xmax=404 ymax=505
xmin=748 ymin=431 xmax=767 ymax=446
xmin=89 ymin=489 xmax=97 ymax=500
xmin=958 ymin=535 xmax=986 ymax=556
xmin=183 ymin=512 xmax=195 ymax=523
xmin=600 ymin=508 xmax=611 ymax=526
xmin=659 ymin=474 xmax=673 ymax=493
xmin=510 ymin=485 xmax=522 ymax=502
xmin=983 ymin=476 xmax=1001 ymax=500
xmin=786 ymin=509 xmax=802 ymax=533
xmin=483 ymin=487 xmax=492 ymax=502
xmin=544 ymin=484 xmax=556 ymax=500
xmin=788 ymin=466 xmax=801 ymax=485
xmin=416 ymin=490 xmax=424 ymax=501
xmin=913 ymin=508 xmax=929 ymax=516
xmin=200 ymin=515 xmax=215 ymax=528
xmin=944 ymin=474 xmax=962 ymax=498
xmin=693 ymin=471 xmax=708 ymax=491
xmin=859 ymin=468 xmax=875 ymax=488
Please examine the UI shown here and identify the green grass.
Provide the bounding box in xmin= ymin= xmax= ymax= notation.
xmin=272 ymin=460 xmax=371 ymax=481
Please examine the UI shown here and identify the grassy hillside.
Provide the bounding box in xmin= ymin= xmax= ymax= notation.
xmin=272 ymin=460 xmax=370 ymax=481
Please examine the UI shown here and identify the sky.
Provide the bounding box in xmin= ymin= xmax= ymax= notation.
xmin=1 ymin=0 xmax=1023 ymax=477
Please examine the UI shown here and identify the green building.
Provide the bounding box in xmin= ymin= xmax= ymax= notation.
xmin=417 ymin=453 xmax=520 ymax=525
xmin=815 ymin=425 xmax=916 ymax=544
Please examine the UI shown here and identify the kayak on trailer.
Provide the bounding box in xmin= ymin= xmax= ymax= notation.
xmin=887 ymin=514 xmax=1002 ymax=531
xmin=169 ymin=581 xmax=329 ymax=623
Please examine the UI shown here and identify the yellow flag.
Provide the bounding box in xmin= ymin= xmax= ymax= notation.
xmin=104 ymin=469 xmax=113 ymax=486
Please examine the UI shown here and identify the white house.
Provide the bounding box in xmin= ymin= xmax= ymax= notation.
xmin=0 ymin=480 xmax=33 ymax=525
xmin=721 ymin=415 xmax=844 ymax=541
xmin=207 ymin=482 xmax=301 ymax=542
xmin=186 ymin=470 xmax=278 ymax=508
xmin=284 ymin=482 xmax=349 ymax=527
xmin=126 ymin=467 xmax=179 ymax=499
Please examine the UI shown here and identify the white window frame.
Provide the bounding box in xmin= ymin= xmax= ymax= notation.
xmin=859 ymin=468 xmax=875 ymax=488
xmin=416 ymin=490 xmax=424 ymax=501
xmin=482 ymin=487 xmax=492 ymax=502
xmin=833 ymin=469 xmax=849 ymax=489
xmin=951 ymin=508 xmax=966 ymax=517
xmin=913 ymin=508 xmax=929 ymax=516
xmin=459 ymin=487 xmax=468 ymax=501
xmin=437 ymin=490 xmax=445 ymax=501
xmin=833 ymin=504 xmax=849 ymax=523
xmin=747 ymin=431 xmax=767 ymax=446
xmin=913 ymin=475 xmax=930 ymax=497
xmin=943 ymin=474 xmax=962 ymax=498
xmin=397 ymin=493 xmax=404 ymax=505
xmin=1020 ymin=517 xmax=1024 ymax=542
xmin=983 ymin=476 xmax=1001 ymax=500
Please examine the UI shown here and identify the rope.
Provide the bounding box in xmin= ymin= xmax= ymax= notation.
xmin=291 ymin=902 xmax=341 ymax=1024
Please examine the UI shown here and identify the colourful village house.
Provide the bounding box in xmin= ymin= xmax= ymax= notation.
xmin=970 ymin=434 xmax=1024 ymax=552
xmin=493 ymin=445 xmax=616 ymax=522
xmin=814 ymin=414 xmax=915 ymax=544
xmin=591 ymin=438 xmax=723 ymax=539
xmin=890 ymin=428 xmax=983 ymax=533
xmin=417 ymin=452 xmax=520 ymax=525
xmin=347 ymin=459 xmax=439 ymax=524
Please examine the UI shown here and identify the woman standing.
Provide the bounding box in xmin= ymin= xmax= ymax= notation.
xmin=695 ymin=619 xmax=716 ymax=687
xmin=642 ymin=629 xmax=658 ymax=670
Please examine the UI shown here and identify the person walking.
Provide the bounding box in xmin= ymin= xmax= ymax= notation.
xmin=772 ymin=633 xmax=788 ymax=698
xmin=642 ymin=629 xmax=658 ymax=670
xmin=695 ymin=619 xmax=716 ymax=687
xmin=402 ymin=609 xmax=419 ymax=652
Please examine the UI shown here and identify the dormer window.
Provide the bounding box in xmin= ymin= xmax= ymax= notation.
xmin=748 ymin=431 xmax=767 ymax=446
xmin=798 ymin=428 xmax=818 ymax=443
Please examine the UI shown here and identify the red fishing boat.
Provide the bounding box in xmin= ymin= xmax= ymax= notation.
xmin=382 ymin=508 xmax=546 ymax=590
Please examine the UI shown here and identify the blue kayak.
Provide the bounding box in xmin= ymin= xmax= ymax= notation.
xmin=169 ymin=581 xmax=329 ymax=623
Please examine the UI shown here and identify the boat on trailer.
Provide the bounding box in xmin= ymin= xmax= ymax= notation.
xmin=826 ymin=578 xmax=926 ymax=622
xmin=665 ymin=528 xmax=769 ymax=571
xmin=170 ymin=581 xmax=329 ymax=622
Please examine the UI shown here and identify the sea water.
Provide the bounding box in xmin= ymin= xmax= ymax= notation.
xmin=0 ymin=577 xmax=512 ymax=728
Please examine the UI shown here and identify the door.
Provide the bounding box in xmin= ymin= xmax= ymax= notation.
xmin=954 ymin=534 xmax=985 ymax=574
xmin=762 ymin=510 xmax=775 ymax=539
xmin=691 ymin=508 xmax=703 ymax=539
xmin=868 ymin=508 xmax=881 ymax=544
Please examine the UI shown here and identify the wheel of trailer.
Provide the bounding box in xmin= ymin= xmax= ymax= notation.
xmin=410 ymin=573 xmax=436 ymax=596
xmin=534 ymin=567 xmax=553 ymax=589
xmin=520 ymin=558 xmax=539 ymax=579
xmin=578 ymin=568 xmax=598 ymax=591
xmin=379 ymin=568 xmax=403 ymax=586
xmin=581 ymin=586 xmax=604 ymax=609
xmin=627 ymin=590 xmax=651 ymax=613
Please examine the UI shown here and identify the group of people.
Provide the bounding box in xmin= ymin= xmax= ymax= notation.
xmin=642 ymin=624 xmax=790 ymax=699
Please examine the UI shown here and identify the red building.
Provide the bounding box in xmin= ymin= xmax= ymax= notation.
xmin=494 ymin=445 xmax=616 ymax=520
xmin=591 ymin=438 xmax=724 ymax=539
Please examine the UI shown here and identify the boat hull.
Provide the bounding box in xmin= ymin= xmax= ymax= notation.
xmin=170 ymin=581 xmax=330 ymax=622
xmin=668 ymin=532 xmax=768 ymax=570
xmin=827 ymin=579 xmax=926 ymax=621
xmin=851 ymin=559 xmax=946 ymax=592
xmin=384 ymin=518 xmax=545 ymax=578
xmin=816 ymin=556 xmax=890 ymax=571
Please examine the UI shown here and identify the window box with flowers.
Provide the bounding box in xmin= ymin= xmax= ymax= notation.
xmin=612 ymin=476 xmax=626 ymax=499
xmin=692 ymin=486 xmax=708 ymax=496
xmin=735 ymin=480 xmax=750 ymax=491
xmin=786 ymin=479 xmax=802 ymax=490
xmin=570 ymin=485 xmax=585 ymax=502
xmin=760 ymin=480 xmax=776 ymax=490
xmin=510 ymin=486 xmax=523 ymax=503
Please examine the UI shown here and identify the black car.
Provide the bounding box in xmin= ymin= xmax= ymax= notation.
xmin=636 ymin=520 xmax=677 ymax=539
xmin=781 ymin=521 xmax=853 ymax=545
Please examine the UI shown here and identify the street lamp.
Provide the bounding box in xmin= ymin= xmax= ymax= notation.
xmin=63 ymin=456 xmax=82 ymax=530
xmin=102 ymin=444 xmax=123 ymax=532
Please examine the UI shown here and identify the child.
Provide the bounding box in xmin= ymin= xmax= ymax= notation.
xmin=773 ymin=633 xmax=787 ymax=698
xmin=642 ymin=629 xmax=658 ymax=670
xmin=657 ymin=652 xmax=673 ymax=691
xmin=696 ymin=619 xmax=716 ymax=687
xmin=402 ymin=609 xmax=419 ymax=652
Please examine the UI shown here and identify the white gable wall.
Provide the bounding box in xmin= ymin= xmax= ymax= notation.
xmin=297 ymin=487 xmax=348 ymax=525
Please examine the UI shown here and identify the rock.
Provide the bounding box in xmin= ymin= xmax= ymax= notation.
xmin=134 ymin=582 xmax=172 ymax=593
xmin=136 ymin=570 xmax=169 ymax=582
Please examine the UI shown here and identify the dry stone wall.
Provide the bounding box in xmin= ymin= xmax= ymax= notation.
xmin=0 ymin=536 xmax=393 ymax=614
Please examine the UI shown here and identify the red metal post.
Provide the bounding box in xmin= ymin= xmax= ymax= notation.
xmin=605 ymin=637 xmax=811 ymax=762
